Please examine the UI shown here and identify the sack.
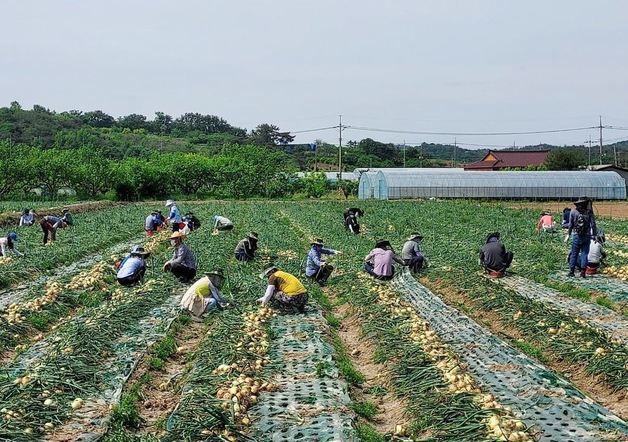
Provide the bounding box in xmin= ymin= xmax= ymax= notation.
xmin=574 ymin=213 xmax=591 ymax=235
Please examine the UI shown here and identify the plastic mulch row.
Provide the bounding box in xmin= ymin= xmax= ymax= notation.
xmin=549 ymin=272 xmax=628 ymax=303
xmin=499 ymin=275 xmax=627 ymax=345
xmin=392 ymin=269 xmax=628 ymax=442
xmin=250 ymin=311 xmax=357 ymax=442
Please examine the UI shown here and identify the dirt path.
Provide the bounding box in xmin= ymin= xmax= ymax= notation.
xmin=505 ymin=201 xmax=628 ymax=220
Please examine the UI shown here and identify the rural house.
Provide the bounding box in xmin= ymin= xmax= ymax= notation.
xmin=464 ymin=150 xmax=549 ymax=171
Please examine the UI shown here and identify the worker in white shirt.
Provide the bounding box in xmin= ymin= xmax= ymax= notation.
xmin=0 ymin=232 xmax=23 ymax=257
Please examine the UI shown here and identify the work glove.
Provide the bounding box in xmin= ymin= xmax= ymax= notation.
xmin=564 ymin=235 xmax=570 ymax=243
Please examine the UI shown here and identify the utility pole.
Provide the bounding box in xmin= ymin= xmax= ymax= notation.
xmin=599 ymin=116 xmax=603 ymax=165
xmin=338 ymin=115 xmax=343 ymax=181
xmin=403 ymin=139 xmax=406 ymax=168
xmin=586 ymin=135 xmax=592 ymax=167
xmin=453 ymin=137 xmax=457 ymax=168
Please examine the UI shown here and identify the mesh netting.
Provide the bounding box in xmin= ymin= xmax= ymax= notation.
xmin=550 ymin=272 xmax=628 ymax=303
xmin=499 ymin=275 xmax=628 ymax=345
xmin=250 ymin=311 xmax=357 ymax=442
xmin=392 ymin=269 xmax=628 ymax=442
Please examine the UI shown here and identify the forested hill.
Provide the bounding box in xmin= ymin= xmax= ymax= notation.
xmin=1 ymin=102 xmax=627 ymax=169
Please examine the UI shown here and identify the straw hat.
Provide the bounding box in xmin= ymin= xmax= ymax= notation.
xmin=169 ymin=231 xmax=187 ymax=240
xmin=165 ymin=199 xmax=175 ymax=207
xmin=206 ymin=269 xmax=225 ymax=279
xmin=406 ymin=233 xmax=423 ymax=241
xmin=130 ymin=245 xmax=150 ymax=256
xmin=375 ymin=239 xmax=391 ymax=249
xmin=310 ymin=238 xmax=324 ymax=246
xmin=574 ymin=197 xmax=589 ymax=205
xmin=260 ymin=265 xmax=278 ymax=279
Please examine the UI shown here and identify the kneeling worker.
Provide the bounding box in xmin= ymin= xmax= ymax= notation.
xmin=258 ymin=266 xmax=308 ymax=313
xmin=586 ymin=236 xmax=606 ymax=275
xmin=364 ymin=239 xmax=405 ymax=280
xmin=180 ymin=269 xmax=228 ymax=320
xmin=163 ymin=231 xmax=197 ymax=282
xmin=402 ymin=233 xmax=426 ymax=273
xmin=234 ymin=232 xmax=259 ymax=262
xmin=116 ymin=246 xmax=149 ymax=286
xmin=305 ymin=238 xmax=341 ymax=285
xmin=480 ymin=232 xmax=513 ymax=277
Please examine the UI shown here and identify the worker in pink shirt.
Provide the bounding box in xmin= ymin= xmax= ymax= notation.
xmin=536 ymin=212 xmax=556 ymax=233
xmin=364 ymin=239 xmax=405 ymax=280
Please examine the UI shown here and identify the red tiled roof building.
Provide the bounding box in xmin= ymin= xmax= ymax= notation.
xmin=464 ymin=150 xmax=549 ymax=170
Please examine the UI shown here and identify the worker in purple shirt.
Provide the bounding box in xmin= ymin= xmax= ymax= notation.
xmin=364 ymin=239 xmax=405 ymax=280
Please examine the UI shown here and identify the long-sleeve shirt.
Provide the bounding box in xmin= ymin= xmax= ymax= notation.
xmin=259 ymin=271 xmax=307 ymax=304
xmin=0 ymin=237 xmax=22 ymax=257
xmin=170 ymin=243 xmax=197 ymax=269
xmin=234 ymin=238 xmax=257 ymax=258
xmin=587 ymin=241 xmax=606 ymax=264
xmin=567 ymin=208 xmax=597 ymax=236
xmin=365 ymin=248 xmax=404 ymax=277
xmin=145 ymin=215 xmax=158 ymax=231
xmin=180 ymin=277 xmax=225 ymax=316
xmin=213 ymin=216 xmax=233 ymax=229
xmin=305 ymin=246 xmax=336 ymax=276
xmin=42 ymin=215 xmax=65 ymax=229
xmin=117 ymin=256 xmax=146 ymax=279
xmin=168 ymin=205 xmax=182 ymax=223
xmin=401 ymin=240 xmax=422 ymax=261
xmin=480 ymin=238 xmax=508 ymax=271
xmin=19 ymin=214 xmax=34 ymax=226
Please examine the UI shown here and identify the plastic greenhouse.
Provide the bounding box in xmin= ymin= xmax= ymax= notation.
xmin=355 ymin=168 xmax=464 ymax=200
xmin=359 ymin=169 xmax=626 ymax=200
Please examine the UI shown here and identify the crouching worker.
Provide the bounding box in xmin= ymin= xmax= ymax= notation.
xmin=364 ymin=239 xmax=405 ymax=281
xmin=40 ymin=215 xmax=68 ymax=245
xmin=234 ymin=232 xmax=259 ymax=262
xmin=585 ymin=236 xmax=606 ymax=275
xmin=212 ymin=215 xmax=233 ymax=234
xmin=0 ymin=232 xmax=24 ymax=257
xmin=116 ymin=246 xmax=149 ymax=286
xmin=257 ymin=266 xmax=308 ymax=313
xmin=343 ymin=208 xmax=364 ymax=234
xmin=145 ymin=211 xmax=160 ymax=237
xmin=402 ymin=233 xmax=426 ymax=273
xmin=480 ymin=232 xmax=513 ymax=278
xmin=180 ymin=269 xmax=228 ymax=320
xmin=305 ymin=239 xmax=341 ymax=285
xmin=536 ymin=212 xmax=556 ymax=233
xmin=163 ymin=231 xmax=197 ymax=282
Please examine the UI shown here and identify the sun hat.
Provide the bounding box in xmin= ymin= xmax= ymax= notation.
xmin=248 ymin=232 xmax=259 ymax=241
xmin=165 ymin=199 xmax=175 ymax=207
xmin=486 ymin=232 xmax=500 ymax=242
xmin=260 ymin=265 xmax=278 ymax=279
xmin=407 ymin=233 xmax=423 ymax=241
xmin=130 ymin=245 xmax=149 ymax=256
xmin=574 ymin=197 xmax=589 ymax=205
xmin=310 ymin=238 xmax=324 ymax=246
xmin=375 ymin=239 xmax=391 ymax=249
xmin=206 ymin=269 xmax=225 ymax=279
xmin=169 ymin=231 xmax=187 ymax=240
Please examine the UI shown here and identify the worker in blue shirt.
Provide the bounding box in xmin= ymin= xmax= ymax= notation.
xmin=116 ymin=246 xmax=150 ymax=286
xmin=305 ymin=239 xmax=341 ymax=285
xmin=165 ymin=200 xmax=182 ymax=232
xmin=144 ymin=212 xmax=160 ymax=237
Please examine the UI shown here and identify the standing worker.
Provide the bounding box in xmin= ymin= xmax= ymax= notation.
xmin=257 ymin=266 xmax=308 ymax=313
xmin=234 ymin=232 xmax=259 ymax=262
xmin=565 ymin=197 xmax=597 ymax=278
xmin=401 ymin=233 xmax=426 ymax=273
xmin=305 ymin=239 xmax=341 ymax=285
xmin=480 ymin=232 xmax=514 ymax=277
xmin=212 ymin=215 xmax=233 ymax=234
xmin=163 ymin=231 xmax=197 ymax=282
xmin=561 ymin=208 xmax=571 ymax=229
xmin=116 ymin=246 xmax=150 ymax=286
xmin=19 ymin=209 xmax=35 ymax=227
xmin=40 ymin=215 xmax=69 ymax=245
xmin=0 ymin=232 xmax=23 ymax=257
xmin=180 ymin=269 xmax=228 ymax=320
xmin=165 ymin=200 xmax=182 ymax=232
xmin=364 ymin=239 xmax=405 ymax=280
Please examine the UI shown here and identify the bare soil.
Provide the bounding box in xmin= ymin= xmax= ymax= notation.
xmin=0 ymin=201 xmax=122 ymax=227
xmin=505 ymin=201 xmax=628 ymax=220
xmin=325 ymin=288 xmax=410 ymax=434
xmin=422 ymin=277 xmax=628 ymax=421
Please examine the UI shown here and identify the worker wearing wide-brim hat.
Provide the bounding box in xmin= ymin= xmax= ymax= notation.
xmin=565 ymin=196 xmax=597 ymax=278
xmin=364 ymin=239 xmax=405 ymax=280
xmin=117 ymin=245 xmax=150 ymax=286
xmin=163 ymin=231 xmax=197 ymax=282
xmin=234 ymin=232 xmax=259 ymax=262
xmin=305 ymin=238 xmax=341 ymax=286
xmin=257 ymin=266 xmax=308 ymax=313
xmin=181 ymin=269 xmax=228 ymax=320
xmin=401 ymin=233 xmax=426 ymax=273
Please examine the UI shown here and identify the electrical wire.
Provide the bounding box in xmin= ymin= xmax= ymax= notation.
xmin=291 ymin=126 xmax=338 ymax=134
xmin=348 ymin=125 xmax=596 ymax=136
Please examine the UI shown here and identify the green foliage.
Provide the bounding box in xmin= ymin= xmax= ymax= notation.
xmin=350 ymin=401 xmax=378 ymax=420
xmin=512 ymin=340 xmax=547 ymax=363
xmin=111 ymin=389 xmax=143 ymax=428
xmin=152 ymin=334 xmax=177 ymax=360
xmin=355 ymin=423 xmax=386 ymax=442
xmin=148 ymin=357 xmax=165 ymax=370
xmin=545 ymin=148 xmax=587 ymax=170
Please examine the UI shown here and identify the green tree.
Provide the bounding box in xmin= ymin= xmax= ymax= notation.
xmin=249 ymin=124 xmax=294 ymax=147
xmin=545 ymin=149 xmax=586 ymax=170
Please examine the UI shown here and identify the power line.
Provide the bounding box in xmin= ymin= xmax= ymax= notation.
xmin=348 ymin=125 xmax=596 ymax=137
xmin=291 ymin=125 xmax=339 ymax=134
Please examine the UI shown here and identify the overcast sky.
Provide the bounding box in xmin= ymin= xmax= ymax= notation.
xmin=2 ymin=0 xmax=628 ymax=148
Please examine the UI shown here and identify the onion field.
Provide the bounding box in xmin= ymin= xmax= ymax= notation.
xmin=0 ymin=200 xmax=627 ymax=442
